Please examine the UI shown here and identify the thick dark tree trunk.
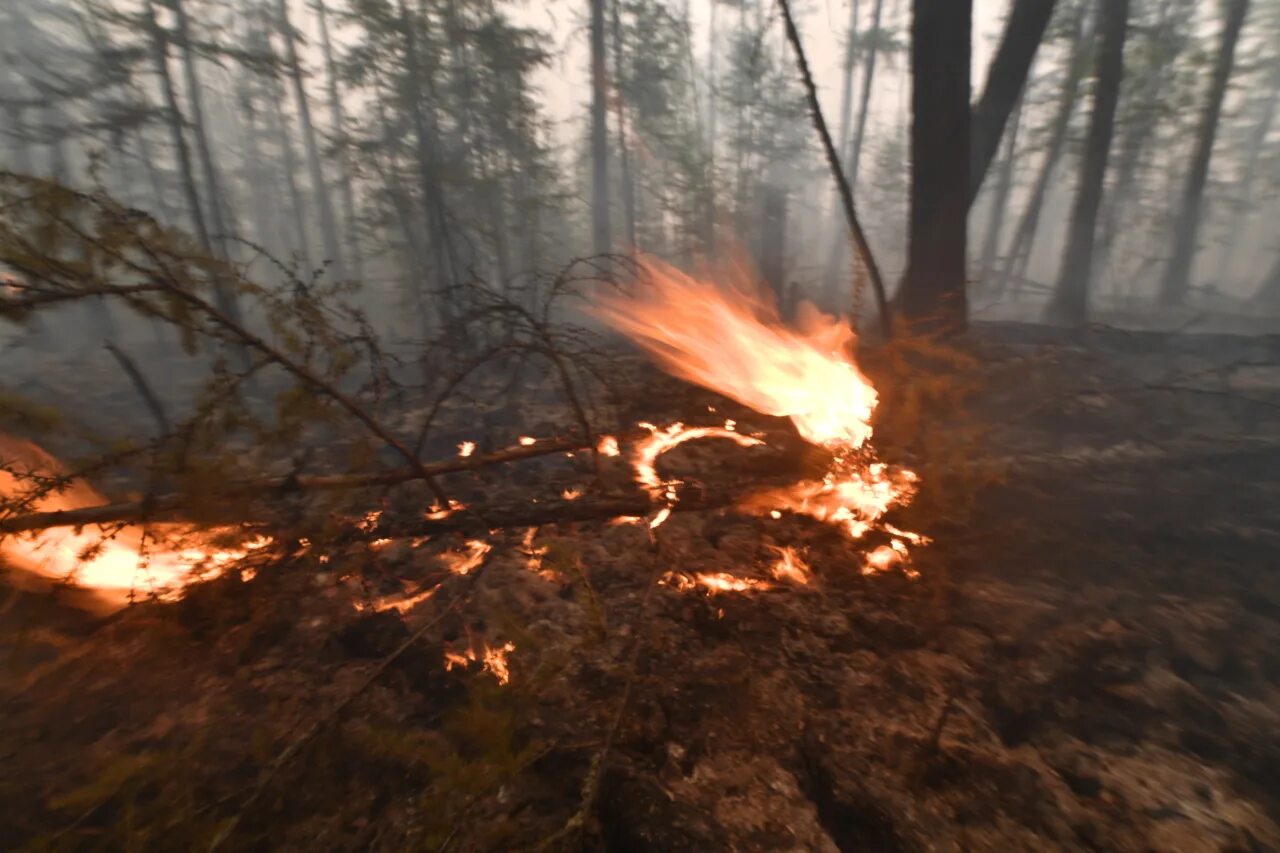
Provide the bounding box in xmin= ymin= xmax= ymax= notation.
xmin=590 ymin=0 xmax=611 ymax=255
xmin=969 ymin=0 xmax=1057 ymax=204
xmin=1158 ymin=0 xmax=1249 ymax=305
xmin=897 ymin=0 xmax=971 ymax=332
xmin=314 ymin=0 xmax=363 ymax=281
xmin=760 ymin=183 xmax=788 ymax=308
xmin=1044 ymin=0 xmax=1128 ymax=326
xmin=277 ymin=0 xmax=346 ymax=281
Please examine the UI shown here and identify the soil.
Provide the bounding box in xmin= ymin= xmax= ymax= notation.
xmin=2 ymin=321 xmax=1278 ymax=851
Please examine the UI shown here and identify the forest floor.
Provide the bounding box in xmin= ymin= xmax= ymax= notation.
xmin=2 ymin=321 xmax=1280 ymax=851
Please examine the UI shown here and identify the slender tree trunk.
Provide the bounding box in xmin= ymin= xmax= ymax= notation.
xmin=1092 ymin=0 xmax=1182 ymax=296
xmin=969 ymin=0 xmax=1057 ymax=203
xmin=314 ymin=0 xmax=363 ymax=281
xmin=1045 ymin=0 xmax=1128 ymax=326
xmin=396 ymin=0 xmax=458 ymax=321
xmin=144 ymin=2 xmax=213 ymax=256
xmin=993 ymin=5 xmax=1090 ymax=299
xmin=171 ymin=0 xmax=236 ymax=268
xmin=819 ymin=0 xmax=860 ymax=303
xmin=277 ymin=0 xmax=346 ymax=280
xmin=1256 ymin=253 xmax=1280 ymax=305
xmin=610 ymin=0 xmax=637 ymax=251
xmin=590 ymin=0 xmax=611 ymax=255
xmin=132 ymin=125 xmax=175 ymax=224
xmin=897 ymin=0 xmax=971 ymax=332
xmin=1217 ymin=60 xmax=1279 ymax=284
xmin=266 ymin=43 xmax=314 ymax=271
xmin=705 ymin=0 xmax=718 ymax=251
xmin=978 ymin=94 xmax=1022 ymax=282
xmin=1158 ymin=0 xmax=1249 ymax=305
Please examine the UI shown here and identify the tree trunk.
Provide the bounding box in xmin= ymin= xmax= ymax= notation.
xmin=969 ymin=0 xmax=1057 ymax=204
xmin=1044 ymin=0 xmax=1128 ymax=326
xmin=978 ymin=94 xmax=1022 ymax=283
xmin=265 ymin=40 xmax=314 ymax=271
xmin=1217 ymin=60 xmax=1279 ymax=284
xmin=1158 ymin=0 xmax=1249 ymax=305
xmin=819 ymin=0 xmax=861 ymax=303
xmin=144 ymin=2 xmax=213 ymax=256
xmin=314 ymin=0 xmax=363 ymax=282
xmin=993 ymin=5 xmax=1090 ymax=299
xmin=897 ymin=0 xmax=971 ymax=332
xmin=611 ymin=0 xmax=637 ymax=251
xmin=590 ymin=0 xmax=611 ymax=255
xmin=1256 ymin=253 xmax=1280 ymax=305
xmin=277 ymin=0 xmax=346 ymax=281
xmin=171 ymin=0 xmax=235 ymax=266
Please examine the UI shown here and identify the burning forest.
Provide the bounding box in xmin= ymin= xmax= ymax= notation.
xmin=4 ymin=0 xmax=1280 ymax=849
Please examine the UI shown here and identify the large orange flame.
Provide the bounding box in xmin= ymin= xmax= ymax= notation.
xmin=596 ymin=258 xmax=878 ymax=449
xmin=597 ymin=256 xmax=924 ymax=574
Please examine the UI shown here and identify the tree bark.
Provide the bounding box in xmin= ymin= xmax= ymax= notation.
xmin=969 ymin=0 xmax=1057 ymax=204
xmin=314 ymin=0 xmax=363 ymax=282
xmin=978 ymin=94 xmax=1022 ymax=282
xmin=992 ymin=5 xmax=1090 ymax=299
xmin=1158 ymin=0 xmax=1250 ymax=306
xmin=1044 ymin=0 xmax=1128 ymax=326
xmin=277 ymin=0 xmax=347 ymax=281
xmin=897 ymin=0 xmax=971 ymax=332
xmin=590 ymin=0 xmax=611 ymax=255
xmin=611 ymin=0 xmax=637 ymax=250
xmin=820 ymin=0 xmax=861 ymax=303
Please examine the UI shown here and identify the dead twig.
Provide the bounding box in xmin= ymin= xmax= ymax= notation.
xmin=104 ymin=341 xmax=171 ymax=437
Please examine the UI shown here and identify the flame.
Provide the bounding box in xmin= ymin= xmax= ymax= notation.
xmin=439 ymin=539 xmax=491 ymax=575
xmin=444 ymin=640 xmax=515 ymax=684
xmin=632 ymin=421 xmax=762 ymax=499
xmin=597 ymin=258 xmax=924 ymax=575
xmin=561 ymin=487 xmax=582 ymax=501
xmin=597 ymin=435 xmax=620 ymax=457
xmin=0 ymin=436 xmax=270 ymax=608
xmin=359 ymin=582 xmax=440 ymax=614
xmin=694 ymin=572 xmax=771 ymax=593
xmin=595 ymin=258 xmax=878 ymax=448
xmin=768 ymin=545 xmax=811 ymax=585
xmin=518 ymin=436 xmax=537 ymax=446
xmin=458 ymin=441 xmax=476 ymax=457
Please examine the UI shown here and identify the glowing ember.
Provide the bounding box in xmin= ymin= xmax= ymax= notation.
xmin=597 ymin=435 xmax=620 ymax=457
xmin=458 ymin=441 xmax=476 ymax=457
xmin=561 ymin=487 xmax=582 ymax=501
xmin=425 ymin=499 xmax=465 ymax=520
xmin=768 ymin=545 xmax=811 ymax=585
xmin=632 ymin=421 xmax=762 ymax=499
xmin=361 ymin=582 xmax=440 ymax=614
xmin=597 ymin=258 xmax=925 ymax=576
xmin=444 ymin=640 xmax=515 ymax=684
xmin=0 ymin=436 xmax=271 ymax=608
xmin=519 ymin=527 xmax=559 ymax=582
xmin=648 ymin=507 xmax=672 ymax=529
xmin=440 ymin=539 xmax=491 ymax=575
xmin=695 ymin=572 xmax=771 ymax=593
xmin=518 ymin=436 xmax=537 ymax=446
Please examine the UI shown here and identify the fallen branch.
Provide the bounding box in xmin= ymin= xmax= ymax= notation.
xmin=0 ymin=436 xmax=589 ymax=534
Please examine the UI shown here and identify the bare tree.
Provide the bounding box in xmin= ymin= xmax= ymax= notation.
xmin=1158 ymin=0 xmax=1250 ymax=305
xmin=1045 ymin=0 xmax=1129 ymax=325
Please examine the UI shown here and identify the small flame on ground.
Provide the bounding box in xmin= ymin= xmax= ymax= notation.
xmin=597 ymin=435 xmax=620 ymax=457
xmin=440 ymin=539 xmax=491 ymax=575
xmin=768 ymin=546 xmax=811 ymax=585
xmin=695 ymin=572 xmax=771 ymax=593
xmin=359 ymin=582 xmax=441 ymax=614
xmin=458 ymin=441 xmax=476 ymax=457
xmin=518 ymin=436 xmax=537 ymax=446
xmin=561 ymin=487 xmax=582 ymax=501
xmin=444 ymin=640 xmax=515 ymax=685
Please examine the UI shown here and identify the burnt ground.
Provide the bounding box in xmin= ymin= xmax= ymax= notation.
xmin=2 ymin=321 xmax=1279 ymax=851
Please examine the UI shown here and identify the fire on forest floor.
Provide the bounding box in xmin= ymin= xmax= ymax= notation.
xmin=2 ymin=323 xmax=1280 ymax=850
